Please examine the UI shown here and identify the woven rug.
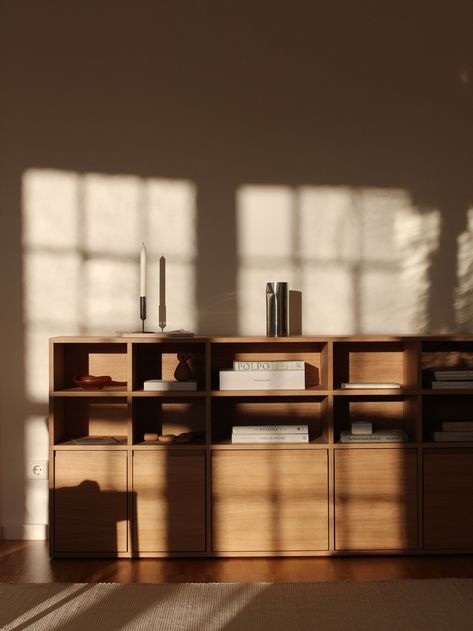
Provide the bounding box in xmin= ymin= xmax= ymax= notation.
xmin=0 ymin=580 xmax=472 ymax=631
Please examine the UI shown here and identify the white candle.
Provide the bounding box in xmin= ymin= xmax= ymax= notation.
xmin=140 ymin=243 xmax=147 ymax=297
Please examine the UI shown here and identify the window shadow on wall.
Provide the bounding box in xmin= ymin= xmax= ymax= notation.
xmin=0 ymin=0 xmax=471 ymax=585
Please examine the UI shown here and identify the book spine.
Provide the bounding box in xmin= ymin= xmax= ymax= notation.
xmin=434 ymin=372 xmax=473 ymax=380
xmin=432 ymin=382 xmax=473 ymax=389
xmin=219 ymin=370 xmax=305 ymax=390
xmin=231 ymin=433 xmax=309 ymax=444
xmin=341 ymin=383 xmax=401 ymax=389
xmin=442 ymin=422 xmax=473 ymax=432
xmin=340 ymin=435 xmax=407 ymax=443
xmin=232 ymin=425 xmax=309 ymax=434
xmin=233 ymin=360 xmax=305 ymax=371
xmin=434 ymin=431 xmax=473 ymax=441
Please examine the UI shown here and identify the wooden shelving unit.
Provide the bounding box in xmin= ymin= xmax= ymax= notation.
xmin=49 ymin=335 xmax=473 ymax=557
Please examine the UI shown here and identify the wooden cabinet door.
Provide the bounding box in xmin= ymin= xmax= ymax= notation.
xmin=133 ymin=450 xmax=206 ymax=552
xmin=212 ymin=450 xmax=328 ymax=552
xmin=335 ymin=449 xmax=417 ymax=551
xmin=424 ymin=450 xmax=473 ymax=550
xmin=54 ymin=451 xmax=128 ymax=553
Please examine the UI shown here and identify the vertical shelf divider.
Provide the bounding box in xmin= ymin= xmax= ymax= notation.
xmin=206 ymin=340 xmax=213 ymax=553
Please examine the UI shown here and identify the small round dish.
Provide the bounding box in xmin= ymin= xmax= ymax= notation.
xmin=73 ymin=375 xmax=113 ymax=390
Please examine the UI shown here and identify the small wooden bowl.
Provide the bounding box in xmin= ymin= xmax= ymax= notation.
xmin=73 ymin=375 xmax=113 ymax=390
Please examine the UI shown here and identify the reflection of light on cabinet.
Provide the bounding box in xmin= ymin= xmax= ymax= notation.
xmin=212 ymin=450 xmax=328 ymax=552
xmin=335 ymin=449 xmax=418 ymax=551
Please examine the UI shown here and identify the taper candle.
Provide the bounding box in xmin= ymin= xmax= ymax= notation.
xmin=140 ymin=243 xmax=147 ymax=297
xmin=159 ymin=255 xmax=166 ymax=332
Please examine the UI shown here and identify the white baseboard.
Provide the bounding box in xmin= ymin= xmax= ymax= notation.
xmin=1 ymin=523 xmax=48 ymax=540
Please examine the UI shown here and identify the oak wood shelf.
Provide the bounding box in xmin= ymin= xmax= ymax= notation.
xmin=49 ymin=335 xmax=473 ymax=557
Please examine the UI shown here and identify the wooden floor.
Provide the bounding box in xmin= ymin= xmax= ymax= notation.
xmin=1 ymin=541 xmax=473 ymax=583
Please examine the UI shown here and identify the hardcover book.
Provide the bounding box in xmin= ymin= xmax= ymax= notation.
xmin=231 ymin=433 xmax=309 ymax=444
xmin=219 ymin=369 xmax=305 ymax=390
xmin=433 ymin=431 xmax=473 ymax=442
xmin=232 ymin=425 xmax=309 ymax=434
xmin=431 ymin=381 xmax=473 ymax=389
xmin=233 ymin=360 xmax=305 ymax=371
xmin=340 ymin=382 xmax=401 ymax=389
xmin=441 ymin=421 xmax=473 ymax=432
xmin=67 ymin=436 xmax=121 ymax=445
xmin=433 ymin=370 xmax=473 ymax=381
xmin=340 ymin=429 xmax=408 ymax=443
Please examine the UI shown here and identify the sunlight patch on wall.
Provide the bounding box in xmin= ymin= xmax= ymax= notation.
xmin=22 ymin=169 xmax=197 ymax=404
xmin=146 ymin=178 xmax=197 ymax=332
xmin=394 ymin=205 xmax=441 ymax=332
xmin=237 ymin=184 xmax=440 ymax=334
xmin=455 ymin=206 xmax=473 ymax=330
xmin=237 ymin=186 xmax=295 ymax=333
xmin=23 ymin=170 xmax=79 ymax=249
xmin=83 ymin=174 xmax=142 ymax=256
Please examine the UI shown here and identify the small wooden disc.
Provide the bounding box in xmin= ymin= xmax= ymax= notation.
xmin=143 ymin=432 xmax=159 ymax=442
xmin=158 ymin=434 xmax=176 ymax=443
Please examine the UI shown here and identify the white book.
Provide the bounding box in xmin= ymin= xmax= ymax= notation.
xmin=232 ymin=425 xmax=309 ymax=435
xmin=341 ymin=382 xmax=401 ymax=389
xmin=231 ymin=433 xmax=309 ymax=444
xmin=340 ymin=429 xmax=408 ymax=443
xmin=233 ymin=360 xmax=305 ymax=371
xmin=433 ymin=431 xmax=473 ymax=442
xmin=219 ymin=370 xmax=305 ymax=390
xmin=143 ymin=380 xmax=197 ymax=391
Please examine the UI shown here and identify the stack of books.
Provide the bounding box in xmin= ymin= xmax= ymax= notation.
xmin=340 ymin=421 xmax=408 ymax=443
xmin=231 ymin=425 xmax=309 ymax=444
xmin=429 ymin=370 xmax=473 ymax=389
xmin=433 ymin=420 xmax=473 ymax=442
xmin=220 ymin=360 xmax=306 ymax=390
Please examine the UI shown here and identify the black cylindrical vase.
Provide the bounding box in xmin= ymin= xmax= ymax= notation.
xmin=266 ymin=282 xmax=288 ymax=337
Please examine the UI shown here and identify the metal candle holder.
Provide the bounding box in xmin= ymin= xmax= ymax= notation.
xmin=140 ymin=296 xmax=147 ymax=333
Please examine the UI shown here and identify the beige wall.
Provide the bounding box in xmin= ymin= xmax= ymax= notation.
xmin=0 ymin=1 xmax=472 ymax=537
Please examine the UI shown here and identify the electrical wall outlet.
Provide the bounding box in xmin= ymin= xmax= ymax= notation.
xmin=29 ymin=461 xmax=48 ymax=480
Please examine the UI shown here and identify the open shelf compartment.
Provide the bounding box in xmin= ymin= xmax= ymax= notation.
xmin=422 ymin=340 xmax=473 ymax=388
xmin=52 ymin=342 xmax=129 ymax=391
xmin=211 ymin=395 xmax=329 ymax=445
xmin=210 ymin=341 xmax=328 ymax=391
xmin=132 ymin=342 xmax=206 ymax=391
xmin=132 ymin=397 xmax=206 ymax=445
xmin=333 ymin=395 xmax=418 ymax=443
xmin=51 ymin=396 xmax=130 ymax=445
xmin=333 ymin=341 xmax=418 ymax=389
xmin=423 ymin=395 xmax=473 ymax=443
